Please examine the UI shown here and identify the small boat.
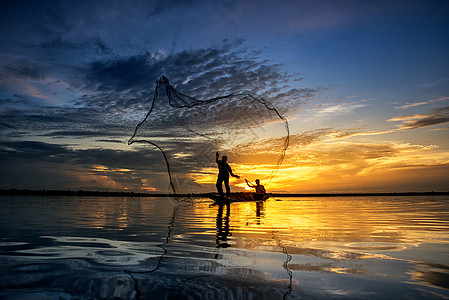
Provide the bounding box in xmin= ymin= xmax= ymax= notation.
xmin=209 ymin=192 xmax=269 ymax=203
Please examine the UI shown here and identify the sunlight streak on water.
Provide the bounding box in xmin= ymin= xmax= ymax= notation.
xmin=0 ymin=195 xmax=448 ymax=299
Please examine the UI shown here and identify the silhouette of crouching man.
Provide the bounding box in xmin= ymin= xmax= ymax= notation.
xmin=216 ymin=152 xmax=240 ymax=197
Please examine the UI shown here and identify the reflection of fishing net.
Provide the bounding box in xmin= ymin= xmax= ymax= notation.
xmin=129 ymin=76 xmax=289 ymax=193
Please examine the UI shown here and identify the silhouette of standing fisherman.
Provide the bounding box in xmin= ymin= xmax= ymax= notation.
xmin=216 ymin=152 xmax=240 ymax=198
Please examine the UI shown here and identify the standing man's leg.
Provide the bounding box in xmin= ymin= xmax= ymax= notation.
xmin=224 ymin=177 xmax=230 ymax=197
xmin=216 ymin=177 xmax=224 ymax=196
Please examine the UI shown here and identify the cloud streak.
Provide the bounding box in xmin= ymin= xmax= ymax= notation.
xmin=395 ymin=102 xmax=428 ymax=109
xmin=394 ymin=96 xmax=449 ymax=110
xmin=388 ymin=106 xmax=449 ymax=130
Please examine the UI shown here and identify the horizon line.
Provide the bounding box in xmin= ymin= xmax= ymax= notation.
xmin=1 ymin=189 xmax=448 ymax=197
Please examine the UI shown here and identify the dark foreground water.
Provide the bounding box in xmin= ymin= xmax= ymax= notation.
xmin=1 ymin=195 xmax=448 ymax=299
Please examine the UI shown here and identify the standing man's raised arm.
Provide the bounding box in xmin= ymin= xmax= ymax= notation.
xmin=216 ymin=151 xmax=220 ymax=164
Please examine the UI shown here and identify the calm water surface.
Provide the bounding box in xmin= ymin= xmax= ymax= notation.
xmin=0 ymin=195 xmax=448 ymax=299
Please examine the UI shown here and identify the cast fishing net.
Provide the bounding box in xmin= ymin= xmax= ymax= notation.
xmin=128 ymin=75 xmax=289 ymax=194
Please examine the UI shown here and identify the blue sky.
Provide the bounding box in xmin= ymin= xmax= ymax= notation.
xmin=1 ymin=0 xmax=448 ymax=192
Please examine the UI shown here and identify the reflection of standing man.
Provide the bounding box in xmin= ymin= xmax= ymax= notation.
xmin=216 ymin=203 xmax=231 ymax=249
xmin=216 ymin=152 xmax=240 ymax=197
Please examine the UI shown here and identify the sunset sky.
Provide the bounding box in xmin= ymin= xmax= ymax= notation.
xmin=1 ymin=0 xmax=448 ymax=193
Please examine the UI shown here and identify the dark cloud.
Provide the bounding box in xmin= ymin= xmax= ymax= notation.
xmin=83 ymin=53 xmax=161 ymax=92
xmin=0 ymin=58 xmax=45 ymax=80
xmin=0 ymin=139 xmax=206 ymax=172
xmin=0 ymin=122 xmax=17 ymax=130
xmin=79 ymin=42 xmax=315 ymax=105
xmin=67 ymin=43 xmax=317 ymax=145
xmin=40 ymin=130 xmax=121 ymax=138
xmin=0 ymin=98 xmax=28 ymax=109
xmin=0 ymin=139 xmax=216 ymax=191
xmin=1 ymin=41 xmax=315 ymax=144
xmin=404 ymin=106 xmax=449 ymax=129
xmin=0 ymin=96 xmax=138 ymax=139
xmin=0 ymin=141 xmax=67 ymax=158
xmin=147 ymin=0 xmax=198 ymax=17
xmin=95 ymin=139 xmax=125 ymax=144
xmin=1 ymin=0 xmax=318 ymax=143
xmin=391 ymin=106 xmax=449 ymax=130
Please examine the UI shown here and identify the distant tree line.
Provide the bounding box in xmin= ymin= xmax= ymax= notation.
xmin=0 ymin=188 xmax=447 ymax=197
xmin=0 ymin=188 xmax=201 ymax=197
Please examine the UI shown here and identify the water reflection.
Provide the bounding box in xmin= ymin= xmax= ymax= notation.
xmin=1 ymin=195 xmax=449 ymax=299
xmin=215 ymin=200 xmax=266 ymax=248
xmin=411 ymin=262 xmax=449 ymax=290
xmin=215 ymin=203 xmax=231 ymax=249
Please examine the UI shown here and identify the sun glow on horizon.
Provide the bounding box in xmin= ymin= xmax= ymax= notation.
xmin=184 ymin=136 xmax=449 ymax=193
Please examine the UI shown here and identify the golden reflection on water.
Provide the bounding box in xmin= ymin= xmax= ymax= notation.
xmin=204 ymin=196 xmax=449 ymax=297
xmin=195 ymin=197 xmax=449 ymax=247
xmin=190 ymin=196 xmax=449 ymax=289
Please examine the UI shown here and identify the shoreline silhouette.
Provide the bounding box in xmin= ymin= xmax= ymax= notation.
xmin=1 ymin=189 xmax=448 ymax=197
